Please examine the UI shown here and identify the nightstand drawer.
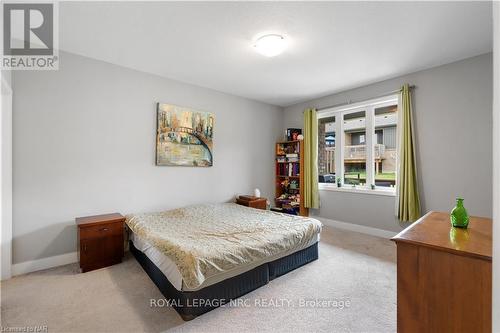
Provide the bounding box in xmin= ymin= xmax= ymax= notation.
xmin=79 ymin=222 xmax=123 ymax=240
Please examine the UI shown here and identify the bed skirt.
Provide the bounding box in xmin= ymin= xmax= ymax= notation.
xmin=130 ymin=240 xmax=319 ymax=320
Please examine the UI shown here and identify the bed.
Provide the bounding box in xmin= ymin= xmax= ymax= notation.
xmin=126 ymin=202 xmax=322 ymax=320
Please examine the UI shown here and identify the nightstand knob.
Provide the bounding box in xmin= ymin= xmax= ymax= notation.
xmin=100 ymin=227 xmax=109 ymax=232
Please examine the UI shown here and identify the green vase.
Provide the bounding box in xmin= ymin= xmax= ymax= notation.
xmin=450 ymin=198 xmax=469 ymax=228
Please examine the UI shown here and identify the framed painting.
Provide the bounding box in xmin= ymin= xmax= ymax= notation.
xmin=156 ymin=103 xmax=214 ymax=167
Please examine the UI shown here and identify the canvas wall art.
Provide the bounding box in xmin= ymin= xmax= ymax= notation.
xmin=156 ymin=103 xmax=214 ymax=167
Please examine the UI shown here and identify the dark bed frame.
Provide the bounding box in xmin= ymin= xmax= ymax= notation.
xmin=130 ymin=240 xmax=318 ymax=320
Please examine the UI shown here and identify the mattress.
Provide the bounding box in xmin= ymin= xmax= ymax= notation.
xmin=131 ymin=230 xmax=319 ymax=291
xmin=126 ymin=203 xmax=322 ymax=291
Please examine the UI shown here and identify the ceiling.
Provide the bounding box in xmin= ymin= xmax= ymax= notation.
xmin=58 ymin=2 xmax=493 ymax=107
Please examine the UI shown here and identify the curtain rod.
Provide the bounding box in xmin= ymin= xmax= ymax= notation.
xmin=312 ymin=85 xmax=416 ymax=112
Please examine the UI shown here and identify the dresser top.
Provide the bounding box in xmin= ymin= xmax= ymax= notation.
xmin=76 ymin=213 xmax=125 ymax=227
xmin=392 ymin=211 xmax=492 ymax=261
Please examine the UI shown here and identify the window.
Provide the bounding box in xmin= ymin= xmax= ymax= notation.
xmin=318 ymin=95 xmax=398 ymax=192
xmin=318 ymin=116 xmax=336 ymax=178
xmin=343 ymin=110 xmax=367 ymax=186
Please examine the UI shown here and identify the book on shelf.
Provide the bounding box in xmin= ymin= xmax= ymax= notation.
xmin=276 ymin=162 xmax=300 ymax=177
xmin=277 ymin=156 xmax=299 ymax=163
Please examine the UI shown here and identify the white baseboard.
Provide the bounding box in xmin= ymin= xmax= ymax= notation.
xmin=313 ymin=216 xmax=397 ymax=239
xmin=11 ymin=251 xmax=78 ymax=276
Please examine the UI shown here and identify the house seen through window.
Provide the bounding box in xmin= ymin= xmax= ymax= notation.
xmin=318 ymin=97 xmax=398 ymax=190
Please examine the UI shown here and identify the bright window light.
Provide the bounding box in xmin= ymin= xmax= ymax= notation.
xmin=254 ymin=34 xmax=287 ymax=57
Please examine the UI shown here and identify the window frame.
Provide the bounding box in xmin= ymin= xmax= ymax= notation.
xmin=317 ymin=94 xmax=399 ymax=195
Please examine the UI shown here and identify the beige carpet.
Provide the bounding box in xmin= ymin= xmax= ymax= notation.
xmin=1 ymin=226 xmax=396 ymax=333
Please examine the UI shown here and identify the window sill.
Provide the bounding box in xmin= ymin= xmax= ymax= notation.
xmin=318 ymin=183 xmax=396 ymax=197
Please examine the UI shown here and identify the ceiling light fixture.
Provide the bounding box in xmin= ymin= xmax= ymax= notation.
xmin=254 ymin=34 xmax=287 ymax=57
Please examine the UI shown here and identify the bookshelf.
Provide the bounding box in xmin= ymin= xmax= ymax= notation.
xmin=274 ymin=140 xmax=309 ymax=216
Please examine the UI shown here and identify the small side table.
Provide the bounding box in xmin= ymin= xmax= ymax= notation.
xmin=76 ymin=213 xmax=125 ymax=273
xmin=235 ymin=195 xmax=267 ymax=210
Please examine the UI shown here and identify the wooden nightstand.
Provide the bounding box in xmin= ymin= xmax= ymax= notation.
xmin=236 ymin=195 xmax=267 ymax=210
xmin=76 ymin=213 xmax=125 ymax=273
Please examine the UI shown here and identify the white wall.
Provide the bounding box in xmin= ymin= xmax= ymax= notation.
xmin=11 ymin=51 xmax=283 ymax=264
xmin=283 ymin=54 xmax=493 ymax=232
xmin=1 ymin=70 xmax=13 ymax=279
xmin=492 ymin=2 xmax=499 ymax=331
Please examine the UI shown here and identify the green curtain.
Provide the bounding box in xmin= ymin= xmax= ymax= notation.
xmin=397 ymin=84 xmax=421 ymax=222
xmin=303 ymin=108 xmax=320 ymax=209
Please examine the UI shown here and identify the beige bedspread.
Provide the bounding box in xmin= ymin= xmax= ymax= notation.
xmin=126 ymin=203 xmax=322 ymax=290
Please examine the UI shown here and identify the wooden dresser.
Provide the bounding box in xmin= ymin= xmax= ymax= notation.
xmin=76 ymin=213 xmax=125 ymax=273
xmin=392 ymin=211 xmax=492 ymax=332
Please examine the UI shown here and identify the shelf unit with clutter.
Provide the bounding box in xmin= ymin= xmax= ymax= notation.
xmin=273 ymin=138 xmax=308 ymax=216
